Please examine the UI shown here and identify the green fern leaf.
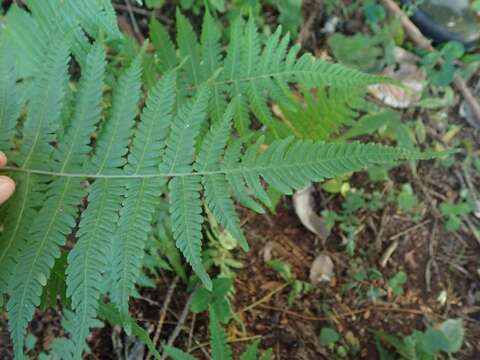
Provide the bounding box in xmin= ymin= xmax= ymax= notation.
xmin=200 ymin=11 xmax=222 ymax=79
xmin=223 ymin=138 xmax=264 ymax=214
xmin=64 ymin=0 xmax=123 ymax=42
xmin=150 ymin=18 xmax=178 ymax=72
xmin=111 ymin=72 xmax=177 ymax=318
xmin=177 ymin=9 xmax=202 ymax=87
xmin=111 ymin=179 xmax=163 ymax=317
xmin=209 ymin=308 xmax=233 ymax=360
xmin=53 ymin=42 xmax=106 ymax=172
xmin=0 ymin=39 xmax=21 ymax=150
xmin=239 ymin=339 xmax=260 ymax=360
xmin=16 ymin=36 xmax=70 ymax=169
xmin=4 ymin=5 xmax=48 ymax=78
xmin=65 ymin=179 xmax=124 ymax=359
xmin=161 ymin=87 xmax=211 ymax=288
xmin=195 ymin=104 xmax=249 ymax=250
xmin=7 ymin=177 xmax=85 ymax=358
xmin=0 ymin=174 xmax=41 ymax=297
xmin=87 ymin=54 xmax=142 ymax=173
xmin=164 ymin=346 xmax=197 ymax=360
xmin=65 ymin=51 xmax=143 ymax=357
xmin=126 ymin=71 xmax=177 ymax=174
xmin=170 ymin=175 xmax=210 ymax=289
xmin=25 ymin=0 xmax=91 ymax=67
xmin=232 ymin=139 xmax=418 ymax=195
xmin=200 ymin=11 xmax=225 ymax=122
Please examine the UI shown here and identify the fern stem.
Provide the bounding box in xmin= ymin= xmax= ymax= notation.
xmin=1 ymin=148 xmax=416 ymax=179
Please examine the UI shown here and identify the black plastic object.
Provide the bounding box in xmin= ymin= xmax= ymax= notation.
xmin=401 ymin=0 xmax=480 ymax=49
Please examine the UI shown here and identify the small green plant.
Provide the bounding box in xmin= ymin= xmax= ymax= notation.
xmin=387 ymin=271 xmax=407 ymax=297
xmin=170 ymin=278 xmax=272 ymax=360
xmin=440 ymin=200 xmax=473 ymax=232
xmin=267 ymin=259 xmax=312 ymax=306
xmin=422 ymin=41 xmax=465 ymax=86
xmin=204 ymin=211 xmax=244 ymax=279
xmin=397 ymin=184 xmax=424 ymax=221
xmin=319 ymin=327 xmax=361 ymax=358
xmin=342 ymin=264 xmax=384 ymax=301
xmin=374 ymin=318 xmax=465 ymax=359
xmin=191 ymin=277 xmax=234 ymax=323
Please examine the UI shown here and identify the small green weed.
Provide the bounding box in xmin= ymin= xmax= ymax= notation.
xmin=267 ymin=259 xmax=313 ymax=306
xmin=374 ymin=318 xmax=465 ymax=359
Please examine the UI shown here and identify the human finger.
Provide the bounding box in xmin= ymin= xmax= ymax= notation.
xmin=0 ymin=176 xmax=15 ymax=204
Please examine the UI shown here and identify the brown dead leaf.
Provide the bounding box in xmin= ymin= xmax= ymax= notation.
xmin=309 ymin=253 xmax=334 ymax=284
xmin=368 ymin=47 xmax=426 ymax=108
xmin=293 ymin=186 xmax=330 ymax=240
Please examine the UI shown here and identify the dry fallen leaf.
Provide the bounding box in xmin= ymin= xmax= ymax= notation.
xmin=292 ymin=186 xmax=330 ymax=240
xmin=309 ymin=253 xmax=334 ymax=284
xmin=261 ymin=241 xmax=276 ymax=262
xmin=368 ymin=47 xmax=426 ymax=108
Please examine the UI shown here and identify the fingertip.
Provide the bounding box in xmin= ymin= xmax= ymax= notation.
xmin=0 ymin=152 xmax=7 ymax=168
xmin=0 ymin=176 xmax=15 ymax=205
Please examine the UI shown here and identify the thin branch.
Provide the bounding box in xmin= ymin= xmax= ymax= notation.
xmin=147 ymin=276 xmax=179 ymax=360
xmin=160 ymin=291 xmax=195 ymax=360
xmin=258 ymin=303 xmax=434 ymax=321
xmin=389 ymin=219 xmax=432 ymax=240
xmin=238 ymin=283 xmax=288 ymax=314
xmin=125 ymin=0 xmax=143 ymax=42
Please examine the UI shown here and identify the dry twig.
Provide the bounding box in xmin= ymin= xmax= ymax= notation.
xmin=147 ymin=276 xmax=179 ymax=360
xmin=160 ymin=292 xmax=195 ymax=360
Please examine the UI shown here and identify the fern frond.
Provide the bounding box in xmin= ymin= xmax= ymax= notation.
xmin=161 ymin=86 xmax=210 ymax=173
xmin=0 ymin=6 xmax=434 ymax=358
xmin=200 ymin=11 xmax=222 ymax=81
xmin=239 ymin=340 xmax=260 ymax=360
xmin=25 ymin=0 xmax=91 ymax=66
xmin=63 ymin=0 xmax=122 ymax=42
xmin=149 ymin=18 xmax=178 ymax=73
xmin=0 ymin=174 xmax=41 ymax=297
xmin=53 ymin=42 xmax=106 ymax=172
xmin=170 ymin=176 xmax=210 ymax=288
xmin=161 ymin=87 xmax=211 ymax=288
xmin=126 ymin=71 xmax=177 ymax=174
xmin=87 ymin=54 xmax=142 ymax=173
xmin=151 ymin=12 xmax=391 ymax=136
xmin=0 ymin=39 xmax=21 ymax=150
xmin=4 ymin=5 xmax=48 ymax=78
xmin=16 ymin=36 xmax=70 ymax=169
xmin=111 ymin=179 xmax=163 ymax=318
xmin=177 ymin=9 xmax=202 ymax=87
xmin=200 ymin=11 xmax=225 ymax=122
xmin=209 ymin=308 xmax=233 ymax=360
xmin=7 ymin=177 xmax=85 ymax=357
xmin=64 ymin=52 xmax=144 ymax=357
xmin=65 ymin=179 xmax=124 ymax=358
xmin=110 ymin=72 xmax=177 ymax=318
xmin=196 ymin=105 xmax=249 ymax=250
xmin=279 ymin=87 xmax=367 ymax=141
xmin=164 ymin=346 xmax=197 ymax=360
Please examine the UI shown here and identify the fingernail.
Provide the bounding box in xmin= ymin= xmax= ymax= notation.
xmin=0 ymin=176 xmax=15 ymax=205
xmin=0 ymin=152 xmax=7 ymax=167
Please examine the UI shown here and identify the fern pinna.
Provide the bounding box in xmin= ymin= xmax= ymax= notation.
xmin=0 ymin=2 xmax=428 ymax=359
